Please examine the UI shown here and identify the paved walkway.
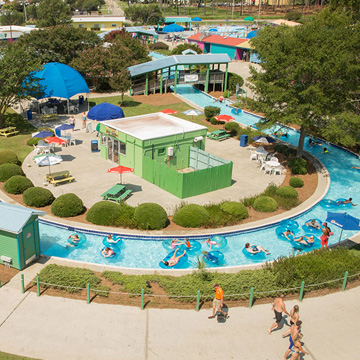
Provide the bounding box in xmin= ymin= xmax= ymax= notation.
xmin=0 ymin=269 xmax=359 ymax=360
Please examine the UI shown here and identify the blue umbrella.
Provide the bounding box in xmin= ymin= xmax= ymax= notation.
xmin=162 ymin=23 xmax=185 ymax=33
xmin=192 ymin=17 xmax=202 ymax=21
xmin=209 ymin=28 xmax=218 ymax=32
xmin=32 ymin=131 xmax=53 ymax=138
xmin=246 ymin=30 xmax=258 ymax=39
xmin=55 ymin=124 xmax=75 ymax=131
xmin=88 ymin=102 xmax=124 ymax=121
xmin=252 ymin=136 xmax=276 ymax=144
xmin=326 ymin=212 xmax=360 ymax=246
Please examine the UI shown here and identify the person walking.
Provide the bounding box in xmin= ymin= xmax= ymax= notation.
xmin=69 ymin=115 xmax=75 ymax=131
xmin=289 ymin=334 xmax=309 ymax=359
xmin=282 ymin=305 xmax=300 ymax=337
xmin=208 ymin=283 xmax=229 ymax=319
xmin=268 ymin=294 xmax=290 ymax=334
xmin=82 ymin=112 xmax=87 ymax=129
xmin=283 ymin=320 xmax=302 ymax=360
xmin=321 ymin=222 xmax=332 ymax=250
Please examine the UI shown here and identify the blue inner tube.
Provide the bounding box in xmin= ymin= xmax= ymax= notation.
xmin=231 ymin=108 xmax=242 ymax=115
xmin=202 ymin=250 xmax=224 ymax=266
xmin=242 ymin=247 xmax=266 ymax=260
xmin=336 ymin=198 xmax=353 ymax=209
xmin=275 ymin=226 xmax=298 ymax=240
xmin=183 ymin=240 xmax=201 ymax=255
xmin=159 ymin=250 xmax=189 ymax=269
xmin=320 ymin=199 xmax=337 ymax=209
xmin=162 ymin=239 xmax=185 ymax=251
xmin=102 ymin=236 xmax=122 ymax=248
xmin=206 ymin=235 xmax=228 ymax=250
xmin=279 ymin=219 xmax=300 ymax=230
xmin=67 ymin=233 xmax=87 ymax=247
xmin=301 ymin=219 xmax=323 ymax=233
xmin=100 ymin=246 xmax=119 ymax=259
xmin=290 ymin=234 xmax=320 ymax=250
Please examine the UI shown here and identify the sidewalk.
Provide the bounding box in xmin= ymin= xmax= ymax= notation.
xmin=0 ymin=275 xmax=359 ymax=359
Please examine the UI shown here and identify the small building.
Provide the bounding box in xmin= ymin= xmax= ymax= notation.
xmin=98 ymin=26 xmax=158 ymax=44
xmin=0 ymin=203 xmax=45 ymax=270
xmin=164 ymin=16 xmax=192 ymax=30
xmin=71 ymin=16 xmax=125 ymax=31
xmin=97 ymin=113 xmax=232 ymax=198
xmin=0 ymin=25 xmax=36 ymax=42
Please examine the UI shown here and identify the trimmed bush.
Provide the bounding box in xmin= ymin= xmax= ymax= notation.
xmin=220 ymin=201 xmax=248 ymax=219
xmin=253 ymin=196 xmax=278 ymax=212
xmin=0 ymin=150 xmax=19 ymax=165
xmin=210 ymin=117 xmax=224 ymax=125
xmin=51 ymin=193 xmax=84 ymax=217
xmin=204 ymin=106 xmax=220 ymax=121
xmin=23 ymin=187 xmax=55 ymax=207
xmin=86 ymin=201 xmax=122 ymax=226
xmin=0 ymin=163 xmax=24 ymax=182
xmin=27 ymin=137 xmax=40 ymax=146
xmin=289 ymin=177 xmax=304 ymax=188
xmin=286 ymin=11 xmax=302 ymax=21
xmin=149 ymin=42 xmax=169 ymax=50
xmin=114 ymin=203 xmax=137 ymax=228
xmin=276 ymin=186 xmax=298 ymax=198
xmin=223 ymin=90 xmax=230 ymax=98
xmin=173 ymin=204 xmax=209 ymax=227
xmin=224 ymin=121 xmax=240 ymax=136
xmin=228 ymin=72 xmax=244 ymax=92
xmin=288 ymin=157 xmax=308 ymax=175
xmin=4 ymin=176 xmax=34 ymax=194
xmin=274 ymin=144 xmax=297 ymax=157
xmin=134 ymin=203 xmax=168 ymax=230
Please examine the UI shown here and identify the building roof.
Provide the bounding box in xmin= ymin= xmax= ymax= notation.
xmin=72 ymin=16 xmax=126 ymax=23
xmin=187 ymin=33 xmax=203 ymax=41
xmin=102 ymin=113 xmax=206 ymax=141
xmin=236 ymin=40 xmax=254 ymax=49
xmin=270 ymin=19 xmax=301 ymax=27
xmin=0 ymin=203 xmax=45 ymax=234
xmin=98 ymin=26 xmax=157 ymax=40
xmin=127 ymin=54 xmax=231 ymax=77
xmin=164 ymin=16 xmax=192 ymax=23
xmin=202 ymin=35 xmax=247 ymax=47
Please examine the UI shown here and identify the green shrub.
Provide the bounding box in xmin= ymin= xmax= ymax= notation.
xmin=286 ymin=11 xmax=302 ymax=21
xmin=223 ymin=90 xmax=230 ymax=98
xmin=173 ymin=204 xmax=209 ymax=227
xmin=171 ymin=43 xmax=202 ymax=55
xmin=274 ymin=144 xmax=297 ymax=157
xmin=4 ymin=176 xmax=34 ymax=194
xmin=289 ymin=177 xmax=304 ymax=188
xmin=0 ymin=163 xmax=24 ymax=182
xmin=204 ymin=106 xmax=220 ymax=121
xmin=276 ymin=186 xmax=298 ymax=198
xmin=149 ymin=42 xmax=169 ymax=50
xmin=86 ymin=201 xmax=121 ymax=225
xmin=220 ymin=201 xmax=248 ymax=219
xmin=51 ymin=193 xmax=84 ymax=217
xmin=27 ymin=137 xmax=40 ymax=146
xmin=288 ymin=157 xmax=308 ymax=175
xmin=114 ymin=203 xmax=137 ymax=228
xmin=23 ymin=187 xmax=55 ymax=207
xmin=0 ymin=150 xmax=19 ymax=165
xmin=253 ymin=196 xmax=278 ymax=212
xmin=210 ymin=117 xmax=224 ymax=125
xmin=224 ymin=121 xmax=240 ymax=136
xmin=134 ymin=203 xmax=168 ymax=230
xmin=228 ymin=72 xmax=244 ymax=92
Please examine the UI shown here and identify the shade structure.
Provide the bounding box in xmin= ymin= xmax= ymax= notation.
xmin=246 ymin=30 xmax=258 ymax=39
xmin=214 ymin=114 xmax=235 ymax=122
xmin=161 ymin=108 xmax=178 ymax=114
xmin=87 ymin=102 xmax=124 ymax=121
xmin=32 ymin=131 xmax=53 ymax=138
xmin=252 ymin=136 xmax=276 ymax=144
xmin=55 ymin=124 xmax=75 ymax=131
xmin=34 ymin=154 xmax=63 ymax=175
xmin=163 ymin=23 xmax=185 ymax=33
xmin=192 ymin=17 xmax=202 ymax=21
xmin=326 ymin=212 xmax=360 ymax=247
xmin=183 ymin=109 xmax=203 ymax=116
xmin=244 ymin=16 xmax=254 ymax=21
xmin=31 ymin=62 xmax=89 ymax=100
xmin=108 ymin=166 xmax=134 ymax=184
xmin=209 ymin=28 xmax=218 ymax=32
xmin=44 ymin=136 xmax=67 ymax=145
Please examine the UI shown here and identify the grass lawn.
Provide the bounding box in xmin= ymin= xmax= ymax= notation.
xmin=0 ymin=352 xmax=39 ymax=360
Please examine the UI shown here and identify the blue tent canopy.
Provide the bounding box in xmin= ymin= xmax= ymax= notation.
xmin=246 ymin=30 xmax=258 ymax=39
xmin=87 ymin=102 xmax=124 ymax=121
xmin=192 ymin=17 xmax=202 ymax=21
xmin=32 ymin=62 xmax=89 ymax=100
xmin=163 ymin=23 xmax=185 ymax=33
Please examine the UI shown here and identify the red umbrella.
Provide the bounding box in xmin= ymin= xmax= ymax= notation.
xmin=44 ymin=136 xmax=67 ymax=145
xmin=107 ymin=166 xmax=134 ymax=184
xmin=214 ymin=114 xmax=235 ymax=122
xmin=160 ymin=108 xmax=178 ymax=114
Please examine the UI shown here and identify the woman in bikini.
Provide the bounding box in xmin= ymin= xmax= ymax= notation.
xmin=282 ymin=305 xmax=300 ymax=338
xmin=161 ymin=248 xmax=187 ymax=267
xmin=290 ymin=334 xmax=309 ymax=359
xmin=202 ymin=238 xmax=219 ymax=250
xmin=321 ymin=222 xmax=331 ymax=249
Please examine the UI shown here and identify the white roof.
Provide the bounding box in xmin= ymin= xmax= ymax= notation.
xmin=72 ymin=16 xmax=126 ymax=23
xmin=102 ymin=113 xmax=206 ymax=141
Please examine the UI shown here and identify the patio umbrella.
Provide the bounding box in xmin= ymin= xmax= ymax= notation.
xmin=87 ymin=102 xmax=124 ymax=121
xmin=161 ymin=108 xmax=178 ymax=115
xmin=214 ymin=114 xmax=235 ymax=122
xmin=209 ymin=28 xmax=218 ymax=32
xmin=192 ymin=17 xmax=202 ymax=21
xmin=326 ymin=212 xmax=360 ymax=247
xmin=252 ymin=136 xmax=276 ymax=144
xmin=34 ymin=154 xmax=63 ymax=174
xmin=44 ymin=136 xmax=67 ymax=145
xmin=162 ymin=23 xmax=185 ymax=33
xmin=244 ymin=16 xmax=255 ymax=21
xmin=108 ymin=166 xmax=134 ymax=184
xmin=32 ymin=130 xmax=53 ymax=138
xmin=183 ymin=109 xmax=203 ymax=121
xmin=55 ymin=124 xmax=75 ymax=131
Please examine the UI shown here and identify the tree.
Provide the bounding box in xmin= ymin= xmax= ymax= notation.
xmin=0 ymin=10 xmax=25 ymax=26
xmin=171 ymin=43 xmax=203 ymax=55
xmin=16 ymin=26 xmax=101 ymax=64
xmin=328 ymin=0 xmax=360 ymax=21
xmin=74 ymin=0 xmax=102 ymax=13
xmin=248 ymin=10 xmax=360 ymax=156
xmin=124 ymin=4 xmax=164 ymax=25
xmin=36 ymin=0 xmax=72 ymax=27
xmin=0 ymin=43 xmax=43 ymax=128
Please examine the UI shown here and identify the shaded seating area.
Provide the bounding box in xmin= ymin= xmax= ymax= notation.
xmin=207 ymin=130 xmax=231 ymax=141
xmin=101 ymin=184 xmax=133 ymax=203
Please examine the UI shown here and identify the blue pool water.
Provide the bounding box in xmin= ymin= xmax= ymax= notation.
xmin=40 ymin=84 xmax=360 ymax=269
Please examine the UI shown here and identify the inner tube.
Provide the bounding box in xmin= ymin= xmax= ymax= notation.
xmin=242 ymin=247 xmax=266 ymax=260
xmin=275 ymin=226 xmax=298 ymax=240
xmin=231 ymin=108 xmax=242 ymax=115
xmin=162 ymin=240 xmax=186 ymax=251
xmin=301 ymin=219 xmax=323 ymax=233
xmin=102 ymin=236 xmax=122 ymax=248
xmin=159 ymin=251 xmax=189 ymax=269
xmin=182 ymin=240 xmax=201 ymax=255
xmin=202 ymin=250 xmax=224 ymax=266
xmin=100 ymin=246 xmax=119 ymax=259
xmin=320 ymin=199 xmax=337 ymax=209
xmin=336 ymin=198 xmax=353 ymax=209
xmin=206 ymin=235 xmax=228 ymax=250
xmin=279 ymin=219 xmax=300 ymax=230
xmin=67 ymin=233 xmax=87 ymax=247
xmin=291 ymin=234 xmax=319 ymax=250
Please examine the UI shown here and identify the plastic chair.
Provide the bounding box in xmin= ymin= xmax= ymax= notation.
xmin=270 ymin=157 xmax=279 ymax=163
xmin=264 ymin=165 xmax=273 ymax=175
xmin=274 ymin=165 xmax=286 ymax=175
xmin=69 ymin=138 xmax=76 ymax=146
xmin=33 ymin=145 xmax=41 ymax=154
xmin=250 ymin=151 xmax=257 ymax=161
xmin=38 ymin=140 xmax=45 ymax=146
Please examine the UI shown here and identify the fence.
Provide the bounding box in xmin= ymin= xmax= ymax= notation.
xmin=18 ymin=270 xmax=358 ymax=311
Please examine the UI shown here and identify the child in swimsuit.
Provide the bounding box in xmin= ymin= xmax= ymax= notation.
xmin=161 ymin=248 xmax=187 ymax=267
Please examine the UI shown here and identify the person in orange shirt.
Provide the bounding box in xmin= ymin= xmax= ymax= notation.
xmin=208 ymin=283 xmax=229 ymax=319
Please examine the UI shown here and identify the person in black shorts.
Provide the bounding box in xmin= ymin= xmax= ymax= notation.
xmin=268 ymin=294 xmax=290 ymax=334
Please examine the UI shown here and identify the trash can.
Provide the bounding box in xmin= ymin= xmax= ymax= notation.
xmin=91 ymin=140 xmax=99 ymax=152
xmin=240 ymin=135 xmax=248 ymax=147
xmin=55 ymin=128 xmax=61 ymax=137
xmin=79 ymin=95 xmax=84 ymax=105
xmin=27 ymin=110 xmax=32 ymax=120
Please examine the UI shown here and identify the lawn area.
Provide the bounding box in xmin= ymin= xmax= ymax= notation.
xmin=0 ymin=352 xmax=39 ymax=360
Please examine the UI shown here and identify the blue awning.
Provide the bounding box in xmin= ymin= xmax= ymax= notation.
xmin=88 ymin=102 xmax=124 ymax=121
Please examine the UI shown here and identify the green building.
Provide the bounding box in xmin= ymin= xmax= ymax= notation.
xmin=0 ymin=203 xmax=45 ymax=270
xmin=97 ymin=113 xmax=233 ymax=198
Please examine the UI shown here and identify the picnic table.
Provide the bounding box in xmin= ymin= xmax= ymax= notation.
xmin=0 ymin=127 xmax=19 ymax=138
xmin=45 ymin=170 xmax=74 ymax=186
xmin=41 ymin=114 xmax=59 ymax=123
xmin=101 ymin=184 xmax=133 ymax=203
xmin=206 ymin=129 xmax=230 ymax=141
